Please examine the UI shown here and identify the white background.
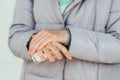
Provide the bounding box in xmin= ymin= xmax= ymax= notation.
xmin=0 ymin=0 xmax=23 ymax=80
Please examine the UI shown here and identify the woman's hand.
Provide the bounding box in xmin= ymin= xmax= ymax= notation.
xmin=28 ymin=29 xmax=68 ymax=56
xmin=34 ymin=42 xmax=72 ymax=63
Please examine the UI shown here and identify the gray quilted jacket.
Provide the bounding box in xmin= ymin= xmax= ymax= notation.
xmin=8 ymin=0 xmax=120 ymax=80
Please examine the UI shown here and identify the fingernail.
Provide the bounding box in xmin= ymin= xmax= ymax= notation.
xmin=29 ymin=53 xmax=33 ymax=56
xmin=57 ymin=56 xmax=61 ymax=60
xmin=50 ymin=59 xmax=55 ymax=62
xmin=69 ymin=57 xmax=72 ymax=60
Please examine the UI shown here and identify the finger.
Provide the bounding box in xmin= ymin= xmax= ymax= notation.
xmin=31 ymin=31 xmax=47 ymax=46
xmin=54 ymin=42 xmax=72 ymax=60
xmin=45 ymin=44 xmax=58 ymax=59
xmin=28 ymin=30 xmax=46 ymax=54
xmin=46 ymin=44 xmax=63 ymax=60
xmin=28 ymin=31 xmax=48 ymax=56
xmin=37 ymin=50 xmax=46 ymax=62
xmin=37 ymin=36 xmax=56 ymax=50
xmin=32 ymin=30 xmax=45 ymax=40
xmin=28 ymin=31 xmax=45 ymax=56
xmin=42 ymin=48 xmax=55 ymax=62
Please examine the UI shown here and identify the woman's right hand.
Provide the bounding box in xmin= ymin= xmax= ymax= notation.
xmin=35 ymin=42 xmax=72 ymax=63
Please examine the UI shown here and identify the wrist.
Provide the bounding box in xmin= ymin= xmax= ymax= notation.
xmin=58 ymin=30 xmax=68 ymax=44
xmin=64 ymin=30 xmax=69 ymax=45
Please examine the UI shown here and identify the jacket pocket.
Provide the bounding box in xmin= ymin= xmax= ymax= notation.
xmin=25 ymin=73 xmax=54 ymax=80
xmin=26 ymin=60 xmax=65 ymax=78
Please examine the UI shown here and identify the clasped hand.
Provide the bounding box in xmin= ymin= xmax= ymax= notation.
xmin=28 ymin=29 xmax=72 ymax=62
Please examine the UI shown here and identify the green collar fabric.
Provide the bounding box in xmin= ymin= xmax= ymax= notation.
xmin=58 ymin=0 xmax=73 ymax=13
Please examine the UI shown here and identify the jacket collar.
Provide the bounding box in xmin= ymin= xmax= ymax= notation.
xmin=53 ymin=0 xmax=83 ymax=23
xmin=63 ymin=0 xmax=83 ymax=15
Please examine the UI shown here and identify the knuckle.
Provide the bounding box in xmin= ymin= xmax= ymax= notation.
xmin=42 ymin=49 xmax=45 ymax=52
xmin=45 ymin=46 xmax=49 ymax=49
xmin=41 ymin=43 xmax=45 ymax=47
xmin=46 ymin=45 xmax=50 ymax=49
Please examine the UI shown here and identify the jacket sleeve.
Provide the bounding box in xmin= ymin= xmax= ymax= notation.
xmin=67 ymin=1 xmax=120 ymax=64
xmin=8 ymin=0 xmax=39 ymax=61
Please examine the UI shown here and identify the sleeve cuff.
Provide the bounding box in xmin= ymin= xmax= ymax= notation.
xmin=64 ymin=27 xmax=71 ymax=50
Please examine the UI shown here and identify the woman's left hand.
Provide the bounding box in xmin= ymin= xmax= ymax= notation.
xmin=28 ymin=29 xmax=68 ymax=56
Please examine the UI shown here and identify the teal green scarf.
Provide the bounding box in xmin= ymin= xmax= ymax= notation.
xmin=58 ymin=0 xmax=73 ymax=13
